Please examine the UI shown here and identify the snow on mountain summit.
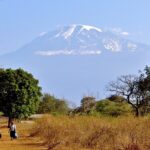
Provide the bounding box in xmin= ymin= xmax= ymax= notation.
xmin=62 ymin=25 xmax=76 ymax=39
xmin=80 ymin=25 xmax=102 ymax=32
xmin=55 ymin=24 xmax=102 ymax=39
xmin=13 ymin=24 xmax=150 ymax=57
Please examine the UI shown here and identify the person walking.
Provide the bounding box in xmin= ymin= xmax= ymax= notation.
xmin=9 ymin=121 xmax=17 ymax=140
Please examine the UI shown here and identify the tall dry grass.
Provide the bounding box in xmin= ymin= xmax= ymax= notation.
xmin=31 ymin=115 xmax=150 ymax=150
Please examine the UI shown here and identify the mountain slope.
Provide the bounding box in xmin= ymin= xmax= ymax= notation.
xmin=0 ymin=24 xmax=150 ymax=104
xmin=11 ymin=24 xmax=149 ymax=55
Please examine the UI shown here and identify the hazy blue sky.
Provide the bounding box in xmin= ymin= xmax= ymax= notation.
xmin=1 ymin=0 xmax=150 ymax=104
xmin=0 ymin=0 xmax=150 ymax=53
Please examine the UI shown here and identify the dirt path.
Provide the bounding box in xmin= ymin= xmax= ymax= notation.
xmin=0 ymin=119 xmax=46 ymax=150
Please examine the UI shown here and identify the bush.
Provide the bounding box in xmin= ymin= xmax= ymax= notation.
xmin=96 ymin=99 xmax=132 ymax=116
xmin=38 ymin=93 xmax=69 ymax=115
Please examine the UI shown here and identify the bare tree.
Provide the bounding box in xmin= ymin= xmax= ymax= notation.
xmin=107 ymin=75 xmax=144 ymax=116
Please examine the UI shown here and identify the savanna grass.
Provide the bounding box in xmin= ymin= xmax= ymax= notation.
xmin=31 ymin=115 xmax=150 ymax=150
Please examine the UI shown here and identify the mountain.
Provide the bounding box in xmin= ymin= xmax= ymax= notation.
xmin=8 ymin=24 xmax=149 ymax=56
xmin=0 ymin=24 xmax=150 ymax=104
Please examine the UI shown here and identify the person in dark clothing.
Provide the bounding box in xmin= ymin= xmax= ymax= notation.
xmin=9 ymin=122 xmax=17 ymax=140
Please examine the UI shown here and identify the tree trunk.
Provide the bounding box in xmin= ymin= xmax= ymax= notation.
xmin=135 ymin=107 xmax=139 ymax=117
xmin=8 ymin=116 xmax=12 ymax=128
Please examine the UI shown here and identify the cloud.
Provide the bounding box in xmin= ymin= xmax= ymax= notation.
xmin=110 ymin=28 xmax=130 ymax=36
xmin=121 ymin=32 xmax=130 ymax=36
xmin=35 ymin=50 xmax=101 ymax=56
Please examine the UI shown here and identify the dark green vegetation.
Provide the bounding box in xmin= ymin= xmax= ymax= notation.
xmin=38 ymin=94 xmax=132 ymax=117
xmin=38 ymin=93 xmax=69 ymax=115
xmin=0 ymin=68 xmax=42 ymax=126
xmin=69 ymin=96 xmax=132 ymax=117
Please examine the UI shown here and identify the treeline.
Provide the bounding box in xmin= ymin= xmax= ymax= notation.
xmin=38 ymin=66 xmax=150 ymax=117
xmin=38 ymin=93 xmax=68 ymax=115
xmin=70 ymin=96 xmax=132 ymax=117
xmin=38 ymin=94 xmax=132 ymax=117
xmin=0 ymin=66 xmax=150 ymax=124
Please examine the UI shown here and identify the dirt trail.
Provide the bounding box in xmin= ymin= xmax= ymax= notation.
xmin=0 ymin=119 xmax=46 ymax=150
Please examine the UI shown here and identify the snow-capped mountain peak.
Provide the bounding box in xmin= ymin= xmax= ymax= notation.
xmin=80 ymin=25 xmax=102 ymax=32
xmin=13 ymin=24 xmax=150 ymax=57
xmin=55 ymin=24 xmax=102 ymax=39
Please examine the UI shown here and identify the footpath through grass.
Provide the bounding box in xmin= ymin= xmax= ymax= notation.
xmin=0 ymin=117 xmax=46 ymax=150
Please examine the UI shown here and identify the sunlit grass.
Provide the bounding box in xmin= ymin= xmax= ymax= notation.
xmin=31 ymin=115 xmax=150 ymax=150
xmin=0 ymin=117 xmax=45 ymax=150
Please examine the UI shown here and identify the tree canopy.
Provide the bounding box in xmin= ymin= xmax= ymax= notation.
xmin=0 ymin=68 xmax=42 ymax=120
xmin=38 ymin=93 xmax=69 ymax=114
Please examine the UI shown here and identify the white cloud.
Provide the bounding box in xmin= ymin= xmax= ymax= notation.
xmin=35 ymin=50 xmax=101 ymax=56
xmin=110 ymin=28 xmax=130 ymax=36
xmin=121 ymin=32 xmax=130 ymax=36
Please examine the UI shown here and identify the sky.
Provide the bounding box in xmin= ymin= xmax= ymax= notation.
xmin=1 ymin=0 xmax=150 ymax=104
xmin=0 ymin=0 xmax=150 ymax=54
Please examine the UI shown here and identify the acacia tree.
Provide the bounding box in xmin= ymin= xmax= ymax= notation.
xmin=107 ymin=75 xmax=144 ymax=116
xmin=0 ymin=68 xmax=42 ymax=126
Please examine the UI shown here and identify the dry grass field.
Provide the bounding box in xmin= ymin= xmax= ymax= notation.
xmin=31 ymin=115 xmax=150 ymax=150
xmin=0 ymin=115 xmax=150 ymax=150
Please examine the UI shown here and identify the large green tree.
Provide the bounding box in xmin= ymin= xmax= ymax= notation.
xmin=0 ymin=68 xmax=42 ymax=126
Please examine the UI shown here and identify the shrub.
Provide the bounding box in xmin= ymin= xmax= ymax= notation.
xmin=96 ymin=99 xmax=132 ymax=116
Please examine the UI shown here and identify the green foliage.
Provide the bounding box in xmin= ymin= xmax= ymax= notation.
xmin=81 ymin=96 xmax=96 ymax=114
xmin=0 ymin=112 xmax=4 ymax=116
xmin=70 ymin=96 xmax=131 ymax=117
xmin=38 ymin=93 xmax=69 ymax=114
xmin=96 ymin=99 xmax=132 ymax=116
xmin=108 ymin=95 xmax=126 ymax=102
xmin=0 ymin=68 xmax=42 ymax=119
xmin=137 ymin=66 xmax=150 ymax=115
xmin=55 ymin=100 xmax=69 ymax=114
xmin=38 ymin=94 xmax=56 ymax=113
